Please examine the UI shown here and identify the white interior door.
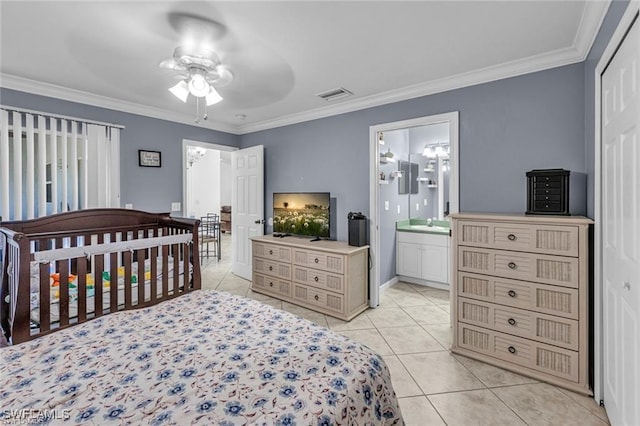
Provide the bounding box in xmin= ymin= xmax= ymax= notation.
xmin=602 ymin=12 xmax=639 ymax=426
xmin=231 ymin=145 xmax=264 ymax=280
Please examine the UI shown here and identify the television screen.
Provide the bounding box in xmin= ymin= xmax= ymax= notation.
xmin=273 ymin=192 xmax=330 ymax=238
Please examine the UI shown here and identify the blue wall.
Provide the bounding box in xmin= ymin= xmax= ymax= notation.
xmin=0 ymin=88 xmax=240 ymax=213
xmin=242 ymin=63 xmax=587 ymax=243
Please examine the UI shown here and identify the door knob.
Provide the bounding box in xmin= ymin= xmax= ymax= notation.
xmin=623 ymin=282 xmax=631 ymax=291
xmin=254 ymin=219 xmax=265 ymax=224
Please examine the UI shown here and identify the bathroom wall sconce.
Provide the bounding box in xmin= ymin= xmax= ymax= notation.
xmin=378 ymin=132 xmax=385 ymax=145
xmin=389 ymin=170 xmax=403 ymax=179
xmin=422 ymin=143 xmax=449 ymax=159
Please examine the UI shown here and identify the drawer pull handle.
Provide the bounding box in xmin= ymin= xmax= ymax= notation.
xmin=314 ymin=258 xmax=319 ymax=264
xmin=508 ymin=290 xmax=517 ymax=298
xmin=269 ymin=282 xmax=274 ymax=287
xmin=507 ymin=234 xmax=516 ymax=241
xmin=314 ymin=276 xmax=319 ymax=282
xmin=508 ymin=346 xmax=517 ymax=354
xmin=269 ymin=266 xmax=273 ymax=271
xmin=269 ymin=249 xmax=273 ymax=255
xmin=508 ymin=262 xmax=517 ymax=269
xmin=508 ymin=318 xmax=517 ymax=326
xmin=314 ymin=295 xmax=319 ymax=301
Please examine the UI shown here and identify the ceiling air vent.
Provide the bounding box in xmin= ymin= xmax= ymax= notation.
xmin=316 ymin=87 xmax=353 ymax=101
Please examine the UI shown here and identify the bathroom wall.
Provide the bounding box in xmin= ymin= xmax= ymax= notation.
xmin=379 ymin=129 xmax=410 ymax=285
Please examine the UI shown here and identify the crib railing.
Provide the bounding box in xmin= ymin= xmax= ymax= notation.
xmin=0 ymin=210 xmax=201 ymax=344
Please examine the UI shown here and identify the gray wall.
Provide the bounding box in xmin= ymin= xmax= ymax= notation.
xmin=0 ymin=88 xmax=239 ymax=213
xmin=242 ymin=62 xmax=587 ymax=242
xmin=584 ymin=0 xmax=630 ymax=218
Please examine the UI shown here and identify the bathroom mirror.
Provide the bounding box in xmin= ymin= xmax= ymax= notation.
xmin=408 ymin=148 xmax=450 ymax=220
xmin=398 ymin=161 xmax=419 ymax=195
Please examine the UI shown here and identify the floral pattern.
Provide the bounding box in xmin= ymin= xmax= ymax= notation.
xmin=0 ymin=290 xmax=402 ymax=425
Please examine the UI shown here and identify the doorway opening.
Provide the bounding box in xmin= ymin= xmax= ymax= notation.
xmin=368 ymin=112 xmax=459 ymax=307
xmin=182 ymin=139 xmax=237 ymax=264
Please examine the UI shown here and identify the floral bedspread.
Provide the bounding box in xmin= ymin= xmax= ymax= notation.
xmin=0 ymin=290 xmax=402 ymax=425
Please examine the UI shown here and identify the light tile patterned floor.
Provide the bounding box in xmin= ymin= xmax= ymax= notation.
xmin=203 ymin=235 xmax=609 ymax=425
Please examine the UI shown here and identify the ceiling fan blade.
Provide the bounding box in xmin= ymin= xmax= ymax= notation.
xmin=159 ymin=58 xmax=179 ymax=69
xmin=207 ymin=65 xmax=233 ymax=88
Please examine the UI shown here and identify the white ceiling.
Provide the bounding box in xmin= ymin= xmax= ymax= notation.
xmin=0 ymin=1 xmax=610 ymax=135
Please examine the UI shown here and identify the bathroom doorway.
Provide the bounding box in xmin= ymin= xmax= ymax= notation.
xmin=368 ymin=112 xmax=459 ymax=307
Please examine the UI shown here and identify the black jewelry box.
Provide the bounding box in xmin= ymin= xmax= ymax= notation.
xmin=526 ymin=169 xmax=586 ymax=216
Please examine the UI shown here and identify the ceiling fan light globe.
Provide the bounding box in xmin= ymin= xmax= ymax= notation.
xmin=188 ymin=73 xmax=210 ymax=97
xmin=169 ymin=80 xmax=189 ymax=103
xmin=206 ymin=86 xmax=223 ymax=106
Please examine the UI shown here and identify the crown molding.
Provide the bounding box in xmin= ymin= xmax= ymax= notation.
xmin=0 ymin=1 xmax=609 ymax=137
xmin=0 ymin=74 xmax=239 ymax=134
xmin=237 ymin=0 xmax=610 ymax=135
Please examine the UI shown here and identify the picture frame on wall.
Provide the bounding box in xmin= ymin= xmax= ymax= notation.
xmin=138 ymin=150 xmax=161 ymax=167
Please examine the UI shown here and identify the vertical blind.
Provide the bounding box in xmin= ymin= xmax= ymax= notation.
xmin=0 ymin=107 xmax=122 ymax=221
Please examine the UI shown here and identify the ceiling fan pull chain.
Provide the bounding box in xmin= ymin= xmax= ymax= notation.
xmin=195 ymin=97 xmax=200 ymax=123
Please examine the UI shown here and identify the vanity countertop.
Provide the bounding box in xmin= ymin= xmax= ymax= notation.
xmin=396 ymin=219 xmax=450 ymax=235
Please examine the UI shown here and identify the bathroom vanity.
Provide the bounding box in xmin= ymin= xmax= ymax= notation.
xmin=396 ymin=219 xmax=450 ymax=288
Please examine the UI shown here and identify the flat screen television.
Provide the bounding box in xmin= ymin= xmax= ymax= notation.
xmin=273 ymin=192 xmax=330 ymax=239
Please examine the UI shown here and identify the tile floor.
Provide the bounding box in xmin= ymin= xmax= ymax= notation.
xmin=202 ymin=235 xmax=609 ymax=425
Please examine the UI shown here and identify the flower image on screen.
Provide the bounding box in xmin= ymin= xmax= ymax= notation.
xmin=273 ymin=192 xmax=330 ymax=238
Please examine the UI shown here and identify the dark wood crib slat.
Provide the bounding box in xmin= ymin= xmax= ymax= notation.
xmin=39 ymin=262 xmax=50 ymax=332
xmin=77 ymin=256 xmax=87 ymax=322
xmin=57 ymin=260 xmax=69 ymax=327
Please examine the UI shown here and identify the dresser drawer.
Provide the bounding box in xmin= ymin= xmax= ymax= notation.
xmin=253 ymin=258 xmax=291 ymax=280
xmin=456 ymin=221 xmax=579 ymax=257
xmin=458 ymin=298 xmax=579 ymax=350
xmin=293 ymin=266 xmax=344 ymax=294
xmin=252 ymin=273 xmax=292 ymax=298
xmin=458 ymin=247 xmax=580 ymax=288
xmin=458 ymin=272 xmax=579 ymax=319
xmin=293 ymin=249 xmax=345 ymax=274
xmin=292 ymin=283 xmax=344 ymax=315
xmin=457 ymin=323 xmax=579 ymax=382
xmin=253 ymin=242 xmax=292 ymax=262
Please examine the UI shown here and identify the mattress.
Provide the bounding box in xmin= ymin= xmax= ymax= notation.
xmin=28 ymin=258 xmax=190 ymax=325
xmin=0 ymin=290 xmax=402 ymax=425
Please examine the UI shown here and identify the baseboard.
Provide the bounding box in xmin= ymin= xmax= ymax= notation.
xmin=396 ymin=275 xmax=450 ymax=291
xmin=380 ymin=276 xmax=399 ymax=291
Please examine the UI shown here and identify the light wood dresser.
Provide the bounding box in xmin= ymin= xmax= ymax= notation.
xmin=450 ymin=213 xmax=593 ymax=395
xmin=250 ymin=235 xmax=369 ymax=321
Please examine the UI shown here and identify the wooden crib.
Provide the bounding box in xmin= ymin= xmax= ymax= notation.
xmin=0 ymin=209 xmax=201 ymax=344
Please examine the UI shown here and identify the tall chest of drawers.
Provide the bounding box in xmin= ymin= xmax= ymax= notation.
xmin=251 ymin=235 xmax=369 ymax=321
xmin=450 ymin=213 xmax=592 ymax=395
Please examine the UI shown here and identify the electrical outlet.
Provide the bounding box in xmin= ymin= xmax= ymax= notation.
xmin=397 ymin=205 xmax=401 ymax=214
xmin=125 ymin=203 xmax=133 ymax=209
xmin=171 ymin=202 xmax=181 ymax=211
xmin=384 ymin=201 xmax=389 ymax=211
xmin=424 ymin=199 xmax=428 ymax=206
xmin=416 ymin=203 xmax=420 ymax=211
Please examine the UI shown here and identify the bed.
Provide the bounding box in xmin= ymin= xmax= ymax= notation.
xmin=0 ymin=209 xmax=402 ymax=424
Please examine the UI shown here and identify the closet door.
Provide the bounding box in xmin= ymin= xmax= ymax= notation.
xmin=601 ymin=11 xmax=639 ymax=426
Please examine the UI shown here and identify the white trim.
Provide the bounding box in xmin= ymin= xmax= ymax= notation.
xmin=0 ymin=75 xmax=237 ymax=134
xmin=397 ymin=276 xmax=450 ymax=291
xmin=0 ymin=2 xmax=609 ymax=136
xmin=593 ymin=0 xmax=639 ymax=404
xmin=369 ymin=112 xmax=459 ymax=309
xmin=181 ymin=139 xmax=238 ymax=217
xmin=1 ymin=104 xmax=124 ymax=129
xmin=380 ymin=276 xmax=399 ymax=292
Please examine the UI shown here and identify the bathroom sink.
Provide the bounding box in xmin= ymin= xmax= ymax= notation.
xmin=403 ymin=225 xmax=450 ymax=234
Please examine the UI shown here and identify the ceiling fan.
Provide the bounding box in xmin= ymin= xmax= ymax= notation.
xmin=159 ymin=45 xmax=234 ymax=120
